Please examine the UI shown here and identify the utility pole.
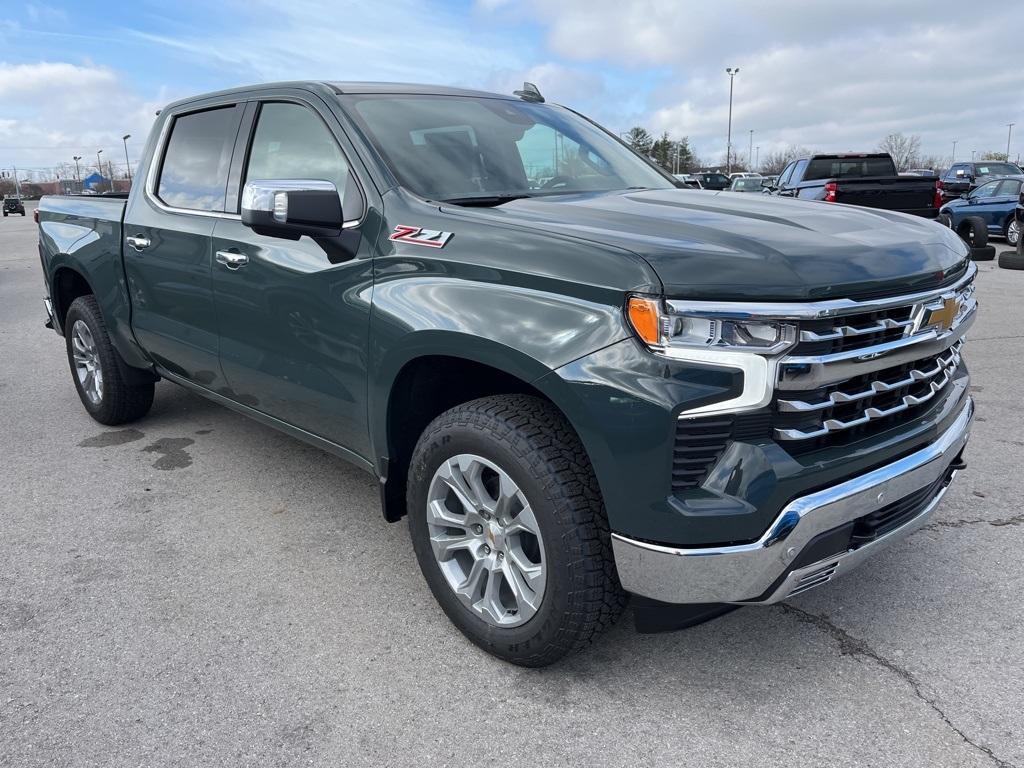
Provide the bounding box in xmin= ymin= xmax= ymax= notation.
xmin=1007 ymin=123 xmax=1015 ymax=161
xmin=122 ymin=134 xmax=132 ymax=183
xmin=725 ymin=67 xmax=739 ymax=174
xmin=748 ymin=129 xmax=754 ymax=171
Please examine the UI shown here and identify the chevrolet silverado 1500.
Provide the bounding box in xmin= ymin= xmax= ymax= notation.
xmin=38 ymin=82 xmax=977 ymax=666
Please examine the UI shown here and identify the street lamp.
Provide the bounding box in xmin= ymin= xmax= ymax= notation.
xmin=971 ymin=150 xmax=976 ymax=161
xmin=122 ymin=134 xmax=132 ymax=184
xmin=725 ymin=67 xmax=739 ymax=174
xmin=748 ymin=129 xmax=754 ymax=171
xmin=755 ymin=145 xmax=760 ymax=172
xmin=1007 ymin=123 xmax=1015 ymax=161
xmin=72 ymin=156 xmax=82 ymax=184
xmin=96 ymin=149 xmax=104 ymax=192
xmin=951 ymin=139 xmax=958 ymax=164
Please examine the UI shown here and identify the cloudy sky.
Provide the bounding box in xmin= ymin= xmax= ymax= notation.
xmin=2 ymin=0 xmax=1022 ymax=179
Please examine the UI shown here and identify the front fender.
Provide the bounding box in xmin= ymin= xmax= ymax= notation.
xmin=367 ymin=271 xmax=633 ymax=465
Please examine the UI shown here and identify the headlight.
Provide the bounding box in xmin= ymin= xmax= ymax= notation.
xmin=627 ymin=296 xmax=797 ymax=354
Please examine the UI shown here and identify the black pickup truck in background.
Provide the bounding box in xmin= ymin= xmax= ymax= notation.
xmin=765 ymin=153 xmax=942 ymax=218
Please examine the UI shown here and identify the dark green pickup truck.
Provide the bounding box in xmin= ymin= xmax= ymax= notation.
xmin=38 ymin=81 xmax=977 ymax=666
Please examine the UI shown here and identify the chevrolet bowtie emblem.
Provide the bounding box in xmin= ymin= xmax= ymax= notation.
xmin=923 ymin=296 xmax=960 ymax=333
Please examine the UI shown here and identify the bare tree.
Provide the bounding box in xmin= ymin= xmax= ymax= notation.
xmin=979 ymin=151 xmax=1009 ymax=161
xmin=877 ymin=133 xmax=921 ymax=171
xmin=760 ymin=145 xmax=812 ymax=175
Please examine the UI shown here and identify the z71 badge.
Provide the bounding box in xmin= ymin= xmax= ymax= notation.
xmin=389 ymin=225 xmax=453 ymax=248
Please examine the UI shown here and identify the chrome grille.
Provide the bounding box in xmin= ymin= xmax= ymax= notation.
xmin=773 ymin=267 xmax=976 ymax=449
xmin=774 ymin=341 xmax=963 ymax=441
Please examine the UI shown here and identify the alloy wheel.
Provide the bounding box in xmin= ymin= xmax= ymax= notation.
xmin=71 ymin=320 xmax=103 ymax=405
xmin=425 ymin=453 xmax=546 ymax=627
xmin=1008 ymin=219 xmax=1020 ymax=247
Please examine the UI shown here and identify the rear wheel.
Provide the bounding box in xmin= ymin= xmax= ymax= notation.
xmin=407 ymin=394 xmax=627 ymax=666
xmin=958 ymin=216 xmax=989 ymax=248
xmin=65 ymin=295 xmax=154 ymax=425
xmin=1005 ymin=217 xmax=1020 ymax=247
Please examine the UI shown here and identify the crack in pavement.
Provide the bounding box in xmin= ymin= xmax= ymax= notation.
xmin=778 ymin=604 xmax=1017 ymax=768
xmin=918 ymin=513 xmax=1024 ymax=532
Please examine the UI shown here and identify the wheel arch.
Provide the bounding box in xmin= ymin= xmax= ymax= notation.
xmin=372 ymin=334 xmax=593 ymax=523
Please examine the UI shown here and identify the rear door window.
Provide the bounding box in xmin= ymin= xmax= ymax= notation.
xmin=157 ymin=106 xmax=239 ymax=212
xmin=995 ymin=179 xmax=1022 ymax=197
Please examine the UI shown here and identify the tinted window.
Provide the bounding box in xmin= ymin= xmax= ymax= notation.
xmin=157 ymin=106 xmax=237 ymax=211
xmin=804 ymin=156 xmax=895 ymax=180
xmin=245 ymin=102 xmax=357 ymax=210
xmin=777 ymin=163 xmax=796 ymax=186
xmin=343 ymin=94 xmax=671 ymax=202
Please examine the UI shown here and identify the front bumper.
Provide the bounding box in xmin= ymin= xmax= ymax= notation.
xmin=611 ymin=396 xmax=973 ymax=604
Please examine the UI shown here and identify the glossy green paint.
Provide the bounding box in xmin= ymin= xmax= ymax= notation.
xmin=36 ymin=80 xmax=974 ymax=551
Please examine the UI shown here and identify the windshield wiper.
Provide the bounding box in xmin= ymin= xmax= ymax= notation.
xmin=440 ymin=194 xmax=533 ymax=207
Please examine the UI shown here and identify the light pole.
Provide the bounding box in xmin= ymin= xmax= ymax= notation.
xmin=755 ymin=145 xmax=760 ymax=172
xmin=72 ymin=155 xmax=81 ymax=184
xmin=971 ymin=150 xmax=976 ymax=161
xmin=96 ymin=149 xmax=104 ymax=192
xmin=1007 ymin=123 xmax=1015 ymax=161
xmin=122 ymin=134 xmax=132 ymax=184
xmin=748 ymin=129 xmax=754 ymax=171
xmin=725 ymin=67 xmax=739 ymax=174
xmin=952 ymin=140 xmax=958 ymax=164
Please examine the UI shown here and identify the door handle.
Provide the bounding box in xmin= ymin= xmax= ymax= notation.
xmin=216 ymin=250 xmax=249 ymax=270
xmin=126 ymin=235 xmax=151 ymax=252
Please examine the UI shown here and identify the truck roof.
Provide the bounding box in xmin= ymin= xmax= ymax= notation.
xmin=161 ymin=80 xmax=518 ymax=113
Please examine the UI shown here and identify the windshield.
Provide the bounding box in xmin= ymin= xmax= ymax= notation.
xmin=341 ymin=94 xmax=673 ymax=202
xmin=976 ymin=163 xmax=1021 ymax=176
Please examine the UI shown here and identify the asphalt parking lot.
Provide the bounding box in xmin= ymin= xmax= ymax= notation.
xmin=2 ymin=201 xmax=1022 ymax=768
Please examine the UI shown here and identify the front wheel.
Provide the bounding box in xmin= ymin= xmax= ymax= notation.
xmin=64 ymin=295 xmax=155 ymax=425
xmin=407 ymin=395 xmax=627 ymax=666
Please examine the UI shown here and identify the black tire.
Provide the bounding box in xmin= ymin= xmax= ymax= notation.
xmin=407 ymin=394 xmax=627 ymax=666
xmin=958 ymin=216 xmax=989 ymax=247
xmin=936 ymin=212 xmax=953 ymax=229
xmin=970 ymin=245 xmax=996 ymax=261
xmin=64 ymin=295 xmax=154 ymax=425
xmin=998 ymin=250 xmax=1024 ymax=270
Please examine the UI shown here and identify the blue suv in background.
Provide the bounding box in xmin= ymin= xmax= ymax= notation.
xmin=939 ymin=177 xmax=1022 ymax=247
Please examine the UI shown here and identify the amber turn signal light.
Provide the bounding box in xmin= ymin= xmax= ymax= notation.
xmin=627 ymin=296 xmax=662 ymax=346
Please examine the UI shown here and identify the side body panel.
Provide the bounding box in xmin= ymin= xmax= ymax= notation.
xmin=37 ymin=197 xmax=152 ymax=369
xmin=367 ymin=187 xmax=662 ymax=472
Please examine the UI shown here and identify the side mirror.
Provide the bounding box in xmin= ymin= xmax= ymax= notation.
xmin=761 ymin=178 xmax=773 ymax=188
xmin=241 ymin=179 xmax=343 ymax=240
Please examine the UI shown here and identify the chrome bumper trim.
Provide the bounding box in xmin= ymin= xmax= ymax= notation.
xmin=611 ymin=397 xmax=973 ymax=604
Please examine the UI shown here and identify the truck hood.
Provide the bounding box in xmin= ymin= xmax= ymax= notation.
xmin=444 ymin=189 xmax=969 ymax=300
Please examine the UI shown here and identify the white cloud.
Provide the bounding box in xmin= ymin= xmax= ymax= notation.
xmin=481 ymin=0 xmax=1024 ymax=164
xmin=0 ymin=62 xmax=158 ymax=179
